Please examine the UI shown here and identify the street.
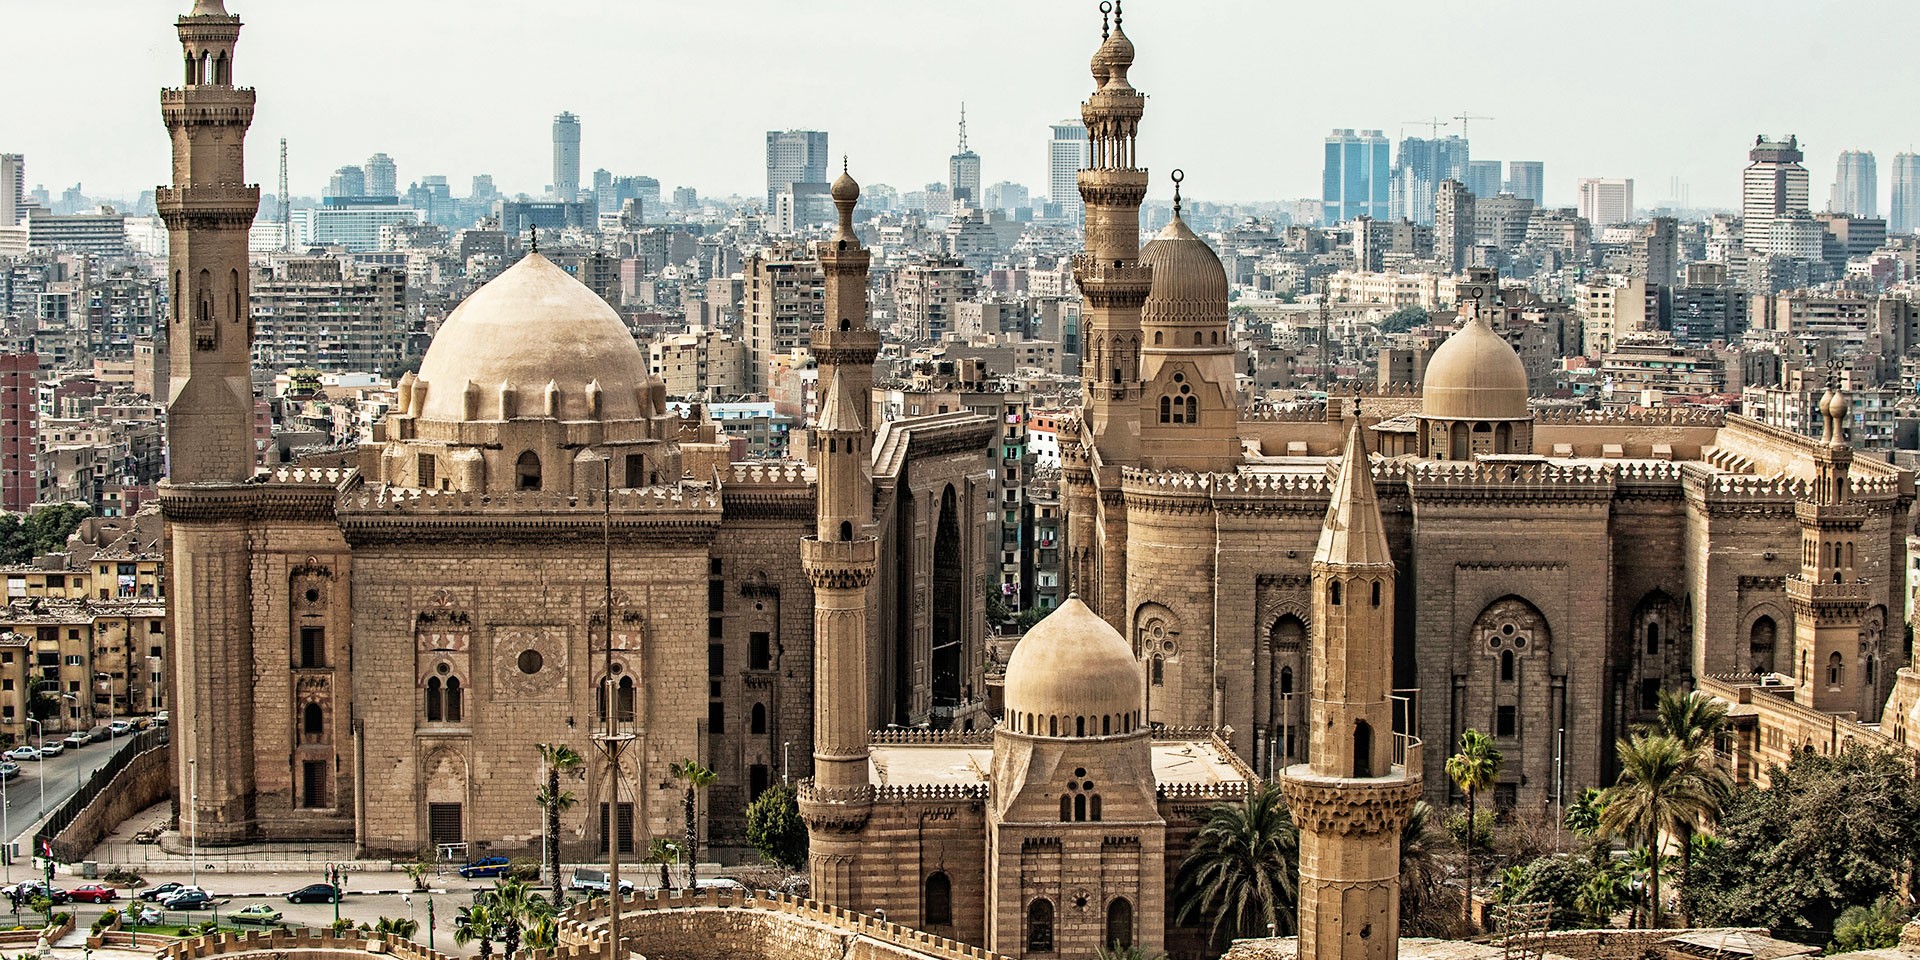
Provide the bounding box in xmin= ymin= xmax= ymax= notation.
xmin=0 ymin=733 xmax=144 ymax=863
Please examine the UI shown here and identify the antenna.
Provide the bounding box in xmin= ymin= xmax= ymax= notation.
xmin=278 ymin=138 xmax=291 ymax=252
xmin=1453 ymin=112 xmax=1495 ymax=139
xmin=957 ymin=103 xmax=968 ymax=153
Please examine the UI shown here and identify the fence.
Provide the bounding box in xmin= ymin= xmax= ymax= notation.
xmin=36 ymin=726 xmax=167 ymax=861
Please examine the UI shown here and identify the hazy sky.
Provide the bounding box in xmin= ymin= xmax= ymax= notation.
xmin=13 ymin=1 xmax=1920 ymax=213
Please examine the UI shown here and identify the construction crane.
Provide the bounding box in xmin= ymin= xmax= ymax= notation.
xmin=1453 ymin=112 xmax=1495 ymax=139
xmin=1405 ymin=117 xmax=1452 ymax=140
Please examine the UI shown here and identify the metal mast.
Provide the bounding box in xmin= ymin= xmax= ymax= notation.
xmin=591 ymin=455 xmax=633 ymax=958
xmin=278 ymin=138 xmax=291 ymax=251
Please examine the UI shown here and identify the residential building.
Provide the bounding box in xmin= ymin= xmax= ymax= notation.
xmin=552 ymin=112 xmax=580 ymax=202
xmin=1630 ymin=216 xmax=1678 ymax=288
xmin=1504 ymin=160 xmax=1545 ymax=206
xmin=1598 ymin=339 xmax=1726 ymax=403
xmin=894 ymin=257 xmax=978 ymax=342
xmin=0 ymin=155 xmax=22 ymax=227
xmin=1743 ymin=135 xmax=1809 ymax=254
xmin=27 ymin=210 xmax=128 ymax=259
xmin=765 ymin=129 xmax=829 ymax=213
xmin=250 ymin=256 xmax=409 ymax=375
xmin=1830 ymin=150 xmax=1876 ymax=218
xmin=0 ymin=354 xmax=32 ymax=513
xmin=743 ymin=247 xmax=823 ymax=392
xmin=1743 ymin=367 xmax=1897 ymax=451
xmin=1576 ymin=177 xmax=1634 ymax=227
xmin=363 ymin=153 xmax=397 ymax=199
xmin=292 ymin=205 xmax=423 ymax=253
xmin=1322 ymin=128 xmax=1390 ymax=223
xmin=1434 ymin=178 xmax=1473 ymax=271
xmin=647 ymin=331 xmax=748 ymax=399
xmin=1473 ymin=193 xmax=1534 ymax=250
xmin=325 ymin=164 xmax=365 ymax=200
xmin=1575 ymin=275 xmax=1649 ymax=354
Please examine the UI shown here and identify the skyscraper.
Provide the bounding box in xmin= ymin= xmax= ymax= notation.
xmin=1322 ymin=129 xmax=1390 ymax=223
xmin=1504 ymin=160 xmax=1545 ymax=206
xmin=1048 ymin=120 xmax=1089 ymax=225
xmin=949 ymin=105 xmax=981 ymax=210
xmin=1465 ymin=160 xmax=1503 ymax=200
xmin=1892 ymin=153 xmax=1920 ymax=235
xmin=363 ymin=152 xmax=396 ymax=199
xmin=0 ymin=155 xmax=22 ymax=227
xmin=764 ymin=129 xmax=829 ymax=213
xmin=1742 ymin=135 xmax=1808 ymax=253
xmin=1389 ymin=135 xmax=1468 ymax=224
xmin=552 ymin=112 xmax=581 ymax=202
xmin=1577 ymin=177 xmax=1634 ymax=227
xmin=325 ymin=164 xmax=365 ymax=200
xmin=1434 ymin=178 xmax=1474 ymax=271
xmin=1830 ymin=150 xmax=1877 ymax=218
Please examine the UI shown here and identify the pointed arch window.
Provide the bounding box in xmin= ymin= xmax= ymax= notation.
xmin=924 ymin=872 xmax=952 ymax=926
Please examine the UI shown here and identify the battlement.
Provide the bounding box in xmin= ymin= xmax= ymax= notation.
xmin=877 ymin=782 xmax=991 ymax=801
xmin=725 ymin=461 xmax=810 ymax=487
xmin=869 ymin=728 xmax=994 ymax=746
xmin=1241 ymin=402 xmax=1329 ymax=423
xmin=1156 ymin=780 xmax=1250 ymax=801
xmin=160 ymin=929 xmax=459 ymax=960
xmin=339 ymin=484 xmax=722 ymax=514
xmin=265 ymin=466 xmax=355 ymax=487
xmin=1535 ymin=406 xmax=1728 ymax=427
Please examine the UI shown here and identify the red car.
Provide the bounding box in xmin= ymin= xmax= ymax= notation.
xmin=70 ymin=885 xmax=118 ymax=904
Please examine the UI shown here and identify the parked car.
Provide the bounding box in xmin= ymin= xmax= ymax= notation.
xmin=37 ymin=742 xmax=62 ymax=758
xmin=162 ymin=888 xmax=213 ymax=910
xmin=86 ymin=727 xmax=112 ymax=743
xmin=692 ymin=878 xmax=744 ymax=891
xmin=61 ymin=732 xmax=88 ymax=749
xmin=569 ymin=868 xmax=634 ymax=894
xmin=285 ymin=884 xmax=339 ymax=904
xmin=9 ymin=882 xmax=69 ymax=904
xmin=69 ymin=884 xmax=118 ymax=904
xmin=107 ymin=721 xmax=133 ymax=737
xmin=140 ymin=882 xmax=186 ymax=902
xmin=458 ymin=856 xmax=511 ymax=879
xmin=0 ymin=762 xmax=18 ymax=781
xmin=232 ymin=904 xmax=282 ymax=925
xmin=131 ymin=828 xmax=160 ymax=844
xmin=5 ymin=747 xmax=37 ymax=762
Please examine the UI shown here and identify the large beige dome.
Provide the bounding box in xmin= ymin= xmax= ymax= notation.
xmin=1003 ymin=598 xmax=1142 ymax=737
xmin=415 ymin=253 xmax=645 ymax=422
xmin=1421 ymin=310 xmax=1530 ymax=421
xmin=1140 ymin=214 xmax=1228 ymax=327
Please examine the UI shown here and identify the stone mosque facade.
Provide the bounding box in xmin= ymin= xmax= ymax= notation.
xmin=158 ymin=0 xmax=997 ymax=857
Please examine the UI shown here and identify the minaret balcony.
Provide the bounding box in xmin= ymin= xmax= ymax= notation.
xmin=1786 ymin=574 xmax=1867 ymax=608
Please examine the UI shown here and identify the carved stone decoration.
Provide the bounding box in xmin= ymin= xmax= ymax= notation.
xmin=493 ymin=627 xmax=568 ymax=700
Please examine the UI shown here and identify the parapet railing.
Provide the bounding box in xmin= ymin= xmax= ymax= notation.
xmin=725 ymin=462 xmax=810 ymax=486
xmin=160 ymin=929 xmax=460 ymax=960
xmin=1535 ymin=406 xmax=1728 ymax=426
xmin=337 ymin=485 xmax=721 ymax=513
xmin=875 ymin=782 xmax=990 ymax=801
xmin=264 ymin=466 xmax=355 ymax=486
xmin=869 ymin=728 xmax=994 ymax=745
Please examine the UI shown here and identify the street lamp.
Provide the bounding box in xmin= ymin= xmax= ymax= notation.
xmin=187 ymin=757 xmax=197 ymax=887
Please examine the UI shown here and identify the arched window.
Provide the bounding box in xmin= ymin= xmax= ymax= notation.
xmin=1749 ymin=616 xmax=1778 ymax=674
xmin=1646 ymin=622 xmax=1660 ymax=655
xmin=1495 ymin=422 xmax=1512 ymax=453
xmin=1193 ymin=331 xmax=1203 ymax=345
xmin=1153 ymin=331 xmax=1163 ymax=345
xmin=1059 ymin=795 xmax=1071 ymax=821
xmin=1354 ymin=720 xmax=1373 ymax=778
xmin=616 ymin=676 xmax=635 ymax=722
xmin=1159 ymin=395 xmax=1171 ymax=423
xmin=1186 ymin=395 xmax=1198 ymax=422
xmin=1049 ymin=716 xmax=1057 ymax=737
xmin=1500 ymin=650 xmax=1515 ymax=682
xmin=1151 ymin=655 xmax=1164 ymax=686
xmin=1106 ymin=898 xmax=1134 ymax=951
xmin=516 ymin=451 xmax=542 ymax=491
xmin=1075 ymin=716 xmax=1085 ymax=737
xmin=302 ymin=702 xmax=323 ymax=738
xmin=424 ymin=678 xmax=443 ymax=722
xmin=1090 ymin=794 xmax=1102 ymax=821
xmin=1102 ymin=715 xmax=1110 ymax=736
xmin=1370 ymin=581 xmax=1381 ymax=607
xmin=445 ymin=676 xmax=462 ymax=722
xmin=751 ymin=703 xmax=767 ymax=735
xmin=1330 ymin=581 xmax=1342 ymax=606
xmin=1280 ymin=666 xmax=1293 ymax=694
xmin=1449 ymin=422 xmax=1469 ymax=460
xmin=1074 ymin=794 xmax=1086 ymax=821
xmin=839 ymin=520 xmax=853 ymax=542
xmin=1027 ymin=899 xmax=1054 ymax=953
xmin=1828 ymin=652 xmax=1844 ymax=688
xmin=924 ymin=872 xmax=952 ymax=926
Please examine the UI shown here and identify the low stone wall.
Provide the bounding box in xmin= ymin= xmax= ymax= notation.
xmin=1535 ymin=928 xmax=1766 ymax=960
xmin=50 ymin=742 xmax=170 ymax=861
xmin=543 ymin=888 xmax=1013 ymax=960
xmin=159 ymin=930 xmax=459 ymax=960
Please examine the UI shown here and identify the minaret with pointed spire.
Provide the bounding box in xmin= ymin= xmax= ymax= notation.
xmin=797 ymin=171 xmax=881 ymax=907
xmin=1281 ymin=422 xmax=1421 ymax=960
xmin=157 ymin=0 xmax=264 ymax=845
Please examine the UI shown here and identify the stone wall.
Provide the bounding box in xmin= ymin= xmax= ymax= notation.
xmin=50 ymin=741 xmax=169 ymax=861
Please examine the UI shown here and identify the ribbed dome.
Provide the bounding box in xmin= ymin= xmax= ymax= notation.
xmin=415 ymin=253 xmax=645 ymax=422
xmin=1140 ymin=215 xmax=1228 ymax=327
xmin=1421 ymin=310 xmax=1530 ymax=421
xmin=1003 ymin=598 xmax=1142 ymax=736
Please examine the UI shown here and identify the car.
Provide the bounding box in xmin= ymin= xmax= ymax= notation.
xmin=0 ymin=762 xmax=17 ymax=781
xmin=231 ymin=904 xmax=282 ymax=926
xmin=140 ymin=882 xmax=185 ymax=902
xmin=458 ymin=856 xmax=510 ymax=879
xmin=5 ymin=747 xmax=37 ymax=762
xmin=8 ymin=882 xmax=69 ymax=905
xmin=86 ymin=727 xmax=112 ymax=744
xmin=107 ymin=721 xmax=133 ymax=737
xmin=569 ymin=868 xmax=634 ymax=894
xmin=152 ymin=712 xmax=168 ymax=727
xmin=285 ymin=884 xmax=339 ymax=904
xmin=69 ymin=884 xmax=118 ymax=904
xmin=36 ymin=742 xmax=62 ymax=758
xmin=131 ymin=829 xmax=159 ymax=844
xmin=692 ymin=878 xmax=744 ymax=891
xmin=162 ymin=888 xmax=212 ymax=910
xmin=61 ymin=732 xmax=88 ymax=749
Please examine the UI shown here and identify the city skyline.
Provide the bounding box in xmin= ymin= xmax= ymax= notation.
xmin=13 ymin=1 xmax=1920 ymax=213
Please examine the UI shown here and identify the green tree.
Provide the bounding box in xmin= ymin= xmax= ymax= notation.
xmin=1399 ymin=800 xmax=1460 ymax=937
xmin=1685 ymin=744 xmax=1920 ymax=935
xmin=671 ymin=759 xmax=717 ymax=888
xmin=373 ymin=917 xmax=419 ymax=942
xmin=1562 ymin=787 xmax=1607 ymax=841
xmin=1644 ymin=688 xmax=1730 ymax=908
xmin=451 ymin=901 xmax=497 ymax=960
xmin=1378 ymin=306 xmax=1430 ymax=333
xmin=745 ymin=783 xmax=808 ymax=871
xmin=521 ymin=915 xmax=559 ymax=953
xmin=537 ymin=742 xmax=584 ymax=903
xmin=10 ymin=504 xmax=89 ymax=564
xmin=1445 ymin=729 xmax=1504 ymax=928
xmin=1172 ymin=781 xmax=1299 ymax=949
xmin=486 ymin=878 xmax=551 ymax=959
xmin=403 ymin=860 xmax=432 ymax=892
xmin=1497 ymin=854 xmax=1598 ymax=929
xmin=1831 ymin=898 xmax=1910 ymax=954
xmin=1597 ymin=733 xmax=1727 ymax=929
xmin=645 ymin=837 xmax=680 ymax=890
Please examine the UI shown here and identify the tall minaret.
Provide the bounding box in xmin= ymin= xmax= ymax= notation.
xmin=1281 ymin=422 xmax=1421 ymax=960
xmin=1789 ymin=381 xmax=1868 ymax=712
xmin=797 ymin=171 xmax=880 ymax=907
xmin=157 ymin=0 xmax=262 ymax=845
xmin=812 ymin=161 xmax=878 ymax=427
xmin=1073 ymin=0 xmax=1151 ymax=466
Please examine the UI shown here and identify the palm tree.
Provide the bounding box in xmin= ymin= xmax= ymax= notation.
xmin=1597 ymin=733 xmax=1728 ymax=928
xmin=1172 ymin=780 xmax=1299 ymax=949
xmin=537 ymin=742 xmax=584 ymax=904
xmin=671 ymin=759 xmax=717 ymax=888
xmin=452 ymin=901 xmax=497 ymax=960
xmin=645 ymin=837 xmax=680 ymax=891
xmin=1399 ymin=800 xmax=1457 ymax=937
xmin=488 ymin=877 xmax=549 ymax=959
xmin=1445 ymin=729 xmax=1504 ymax=928
xmin=1647 ymin=689 xmax=1729 ymax=752
xmin=374 ymin=917 xmax=420 ymax=942
xmin=522 ymin=915 xmax=558 ymax=953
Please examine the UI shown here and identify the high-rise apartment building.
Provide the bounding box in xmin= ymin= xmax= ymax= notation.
xmin=250 ymin=256 xmax=408 ymax=375
xmin=1434 ymin=178 xmax=1474 ymax=272
xmin=764 ymin=129 xmax=829 ymax=213
xmin=1047 ymin=121 xmax=1088 ymax=225
xmin=551 ymin=112 xmax=581 ymax=202
xmin=1577 ymin=177 xmax=1634 ymax=227
xmin=470 ymin=174 xmax=498 ymax=202
xmin=742 ymin=246 xmax=823 ymax=392
xmin=894 ymin=256 xmax=978 ymax=342
xmin=1389 ymin=136 xmax=1469 ymax=224
xmin=1742 ymin=135 xmax=1808 ymax=253
xmin=1322 ymin=128 xmax=1390 ymax=223
xmin=0 ymin=353 xmax=35 ymax=513
xmin=1891 ymin=153 xmax=1920 ymax=235
xmin=1504 ymin=160 xmax=1544 ymax=206
xmin=949 ymin=106 xmax=981 ymax=209
xmin=1465 ymin=160 xmax=1503 ymax=200
xmin=0 ymin=155 xmax=22 ymax=227
xmin=325 ymin=164 xmax=365 ymax=200
xmin=1829 ymin=150 xmax=1877 ymax=219
xmin=363 ymin=152 xmax=397 ymax=199
xmin=1631 ymin=216 xmax=1679 ymax=288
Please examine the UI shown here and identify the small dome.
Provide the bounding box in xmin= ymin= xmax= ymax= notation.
xmin=1140 ymin=214 xmax=1228 ymax=326
xmin=187 ymin=0 xmax=229 ymax=15
xmin=1089 ymin=45 xmax=1111 ymax=86
xmin=415 ymin=253 xmax=645 ymax=422
xmin=1003 ymin=598 xmax=1141 ymax=736
xmin=1421 ymin=309 xmax=1530 ymax=421
xmin=831 ymin=168 xmax=860 ymax=204
xmin=1100 ymin=26 xmax=1136 ymax=74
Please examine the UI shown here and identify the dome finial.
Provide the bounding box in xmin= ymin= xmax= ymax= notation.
xmin=528 ymin=226 xmax=538 ymax=254
xmin=1100 ymin=0 xmax=1111 ymax=39
xmin=1170 ymin=168 xmax=1184 ymax=219
xmin=1113 ymin=0 xmax=1123 ymax=29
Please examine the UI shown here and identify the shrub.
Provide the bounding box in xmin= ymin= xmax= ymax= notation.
xmin=508 ymin=856 xmax=541 ymax=881
xmin=1831 ymin=898 xmax=1909 ymax=954
xmin=103 ymin=868 xmax=144 ymax=887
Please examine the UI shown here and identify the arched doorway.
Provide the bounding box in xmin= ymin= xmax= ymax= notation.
xmin=1105 ymin=898 xmax=1134 ymax=950
xmin=1259 ymin=614 xmax=1307 ymax=772
xmin=1749 ymin=615 xmax=1778 ymax=675
xmin=930 ymin=484 xmax=962 ymax=710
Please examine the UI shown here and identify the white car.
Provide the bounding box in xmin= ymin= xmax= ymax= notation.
xmin=5 ymin=746 xmax=38 ymax=762
xmin=37 ymin=742 xmax=63 ymax=758
xmin=107 ymin=721 xmax=133 ymax=737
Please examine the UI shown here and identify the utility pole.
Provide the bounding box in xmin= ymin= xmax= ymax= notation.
xmin=590 ymin=455 xmax=634 ymax=960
